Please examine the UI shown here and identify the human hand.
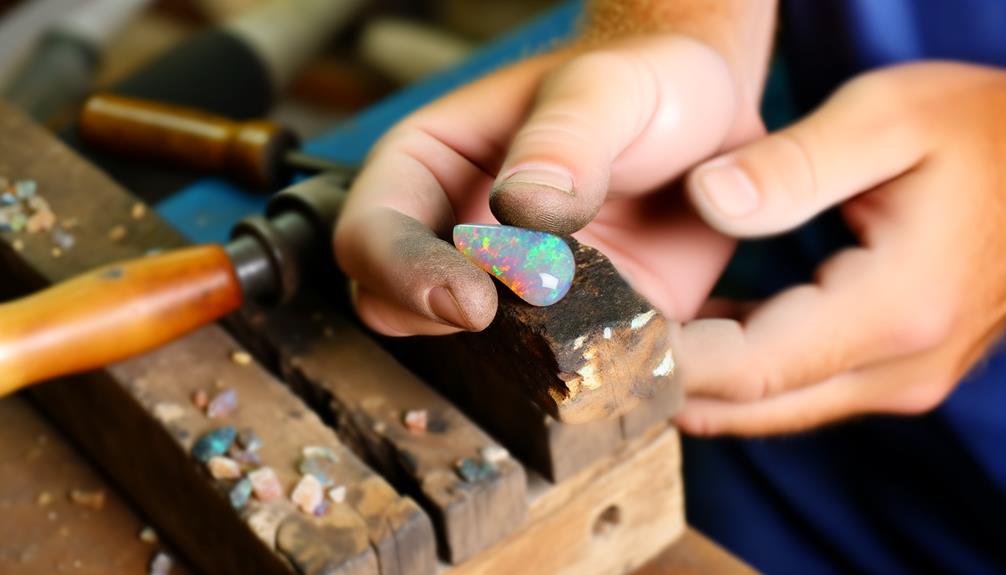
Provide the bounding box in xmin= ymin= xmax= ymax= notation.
xmin=334 ymin=34 xmax=765 ymax=336
xmin=674 ymin=63 xmax=1006 ymax=435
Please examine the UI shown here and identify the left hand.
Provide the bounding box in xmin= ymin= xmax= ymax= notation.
xmin=672 ymin=62 xmax=1006 ymax=436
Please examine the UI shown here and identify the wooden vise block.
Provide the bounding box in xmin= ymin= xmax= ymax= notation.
xmin=232 ymin=290 xmax=528 ymax=564
xmin=393 ymin=240 xmax=678 ymax=424
xmin=445 ymin=425 xmax=684 ymax=575
xmin=0 ymin=103 xmax=435 ymax=575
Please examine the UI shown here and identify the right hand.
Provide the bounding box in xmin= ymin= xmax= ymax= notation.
xmin=334 ymin=35 xmax=764 ymax=336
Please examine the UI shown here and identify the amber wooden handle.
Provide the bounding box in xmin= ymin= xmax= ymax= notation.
xmin=0 ymin=245 xmax=243 ymax=396
xmin=78 ymin=93 xmax=296 ymax=189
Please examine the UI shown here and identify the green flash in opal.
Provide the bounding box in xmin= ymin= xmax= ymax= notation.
xmin=452 ymin=224 xmax=575 ymax=306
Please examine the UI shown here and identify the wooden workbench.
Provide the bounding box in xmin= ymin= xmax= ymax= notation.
xmin=0 ymin=103 xmax=755 ymax=574
xmin=0 ymin=395 xmax=753 ymax=574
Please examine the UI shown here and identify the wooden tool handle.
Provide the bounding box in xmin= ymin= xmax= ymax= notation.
xmin=79 ymin=93 xmax=297 ymax=189
xmin=0 ymin=245 xmax=243 ymax=397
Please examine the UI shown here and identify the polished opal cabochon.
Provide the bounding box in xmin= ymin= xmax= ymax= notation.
xmin=453 ymin=224 xmax=575 ymax=306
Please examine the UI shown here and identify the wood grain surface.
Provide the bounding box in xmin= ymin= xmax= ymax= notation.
xmin=0 ymin=102 xmax=435 ymax=575
xmin=234 ymin=291 xmax=527 ymax=565
xmin=0 ymin=396 xmax=191 ymax=575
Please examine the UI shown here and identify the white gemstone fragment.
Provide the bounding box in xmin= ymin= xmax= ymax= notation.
xmin=630 ymin=310 xmax=657 ymax=330
xmin=652 ymin=349 xmax=675 ymax=377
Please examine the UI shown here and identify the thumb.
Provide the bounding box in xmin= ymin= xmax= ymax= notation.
xmin=686 ymin=72 xmax=928 ymax=238
xmin=491 ymin=36 xmax=739 ymax=235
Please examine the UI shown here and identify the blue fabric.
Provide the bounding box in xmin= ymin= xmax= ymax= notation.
xmin=157 ymin=1 xmax=1006 ymax=573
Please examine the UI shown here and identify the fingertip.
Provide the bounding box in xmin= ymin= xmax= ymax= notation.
xmin=685 ymin=156 xmax=763 ymax=238
xmin=337 ymin=208 xmax=499 ymax=333
xmin=442 ymin=268 xmax=498 ymax=331
xmin=355 ymin=286 xmax=470 ymax=337
xmin=427 ymin=283 xmax=497 ymax=332
xmin=490 ymin=165 xmax=599 ymax=235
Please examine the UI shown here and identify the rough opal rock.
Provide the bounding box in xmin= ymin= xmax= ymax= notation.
xmin=192 ymin=426 xmax=237 ymax=463
xmin=230 ymin=477 xmax=253 ymax=510
xmin=453 ymin=224 xmax=575 ymax=306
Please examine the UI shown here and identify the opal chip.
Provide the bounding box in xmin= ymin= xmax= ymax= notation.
xmin=453 ymin=224 xmax=575 ymax=306
xmin=192 ymin=426 xmax=237 ymax=463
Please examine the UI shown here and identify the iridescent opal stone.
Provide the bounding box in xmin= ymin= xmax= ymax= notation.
xmin=453 ymin=224 xmax=575 ymax=306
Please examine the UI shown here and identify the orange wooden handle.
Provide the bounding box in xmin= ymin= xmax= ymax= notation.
xmin=78 ymin=93 xmax=292 ymax=188
xmin=0 ymin=245 xmax=243 ymax=396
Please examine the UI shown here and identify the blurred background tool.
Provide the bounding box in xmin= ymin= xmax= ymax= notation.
xmin=0 ymin=0 xmax=153 ymax=127
xmin=62 ymin=0 xmax=366 ymax=202
xmin=358 ymin=17 xmax=473 ymax=85
xmin=79 ymin=93 xmax=358 ymax=191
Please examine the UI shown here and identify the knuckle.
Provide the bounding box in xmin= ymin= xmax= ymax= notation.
xmin=834 ymin=70 xmax=927 ymax=137
xmin=735 ymin=363 xmax=784 ymax=401
xmin=765 ymin=130 xmax=820 ymax=210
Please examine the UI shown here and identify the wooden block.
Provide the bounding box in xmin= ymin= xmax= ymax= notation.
xmin=0 ymin=102 xmax=436 ymax=575
xmin=0 ymin=396 xmax=192 ymax=574
xmin=443 ymin=425 xmax=685 ymax=575
xmin=386 ymin=335 xmax=625 ymax=483
xmin=232 ymin=290 xmax=528 ymax=564
xmin=632 ymin=528 xmax=757 ymax=575
xmin=395 ymin=239 xmax=678 ymax=424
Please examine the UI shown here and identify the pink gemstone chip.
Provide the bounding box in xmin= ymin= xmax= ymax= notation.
xmin=248 ymin=467 xmax=283 ymax=502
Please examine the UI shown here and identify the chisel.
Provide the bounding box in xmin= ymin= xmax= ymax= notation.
xmin=0 ymin=173 xmax=346 ymax=397
xmin=79 ymin=93 xmax=357 ymax=190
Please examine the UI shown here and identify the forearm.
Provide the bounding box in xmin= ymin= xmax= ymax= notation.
xmin=581 ymin=0 xmax=777 ymax=104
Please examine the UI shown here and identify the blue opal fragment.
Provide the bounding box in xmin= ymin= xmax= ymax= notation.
xmin=230 ymin=477 xmax=253 ymax=510
xmin=455 ymin=457 xmax=497 ymax=483
xmin=192 ymin=426 xmax=237 ymax=462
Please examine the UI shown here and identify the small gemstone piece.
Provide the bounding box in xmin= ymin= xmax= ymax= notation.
xmin=230 ymin=478 xmax=254 ymax=510
xmin=191 ymin=389 xmax=209 ymax=409
xmin=230 ymin=446 xmax=262 ymax=468
xmin=192 ymin=427 xmax=237 ymax=462
xmin=139 ymin=526 xmax=158 ymax=544
xmin=149 ymin=552 xmax=173 ymax=575
xmin=152 ymin=402 xmax=185 ymax=424
xmin=206 ymin=388 xmax=238 ymax=419
xmin=453 ymin=224 xmax=575 ymax=306
xmin=291 ymin=475 xmax=323 ymax=514
xmin=207 ymin=456 xmax=242 ymax=480
xmin=328 ymin=485 xmax=347 ymax=504
xmin=249 ymin=467 xmax=283 ymax=502
xmin=480 ymin=445 xmax=510 ymax=465
xmin=455 ymin=458 xmax=496 ymax=483
xmin=302 ymin=445 xmax=338 ymax=462
xmin=230 ymin=350 xmax=253 ymax=365
xmin=237 ymin=428 xmax=262 ymax=452
xmin=313 ymin=499 xmax=331 ymax=517
xmin=402 ymin=409 xmax=428 ymax=434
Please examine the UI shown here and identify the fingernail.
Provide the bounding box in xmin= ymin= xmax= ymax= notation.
xmin=696 ymin=162 xmax=759 ymax=217
xmin=428 ymin=286 xmax=471 ymax=330
xmin=496 ymin=165 xmax=574 ymax=196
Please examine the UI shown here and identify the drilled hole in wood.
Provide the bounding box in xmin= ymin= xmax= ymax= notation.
xmin=591 ymin=504 xmax=622 ymax=537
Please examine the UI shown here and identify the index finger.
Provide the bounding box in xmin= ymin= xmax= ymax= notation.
xmin=334 ymin=53 xmax=564 ymax=335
